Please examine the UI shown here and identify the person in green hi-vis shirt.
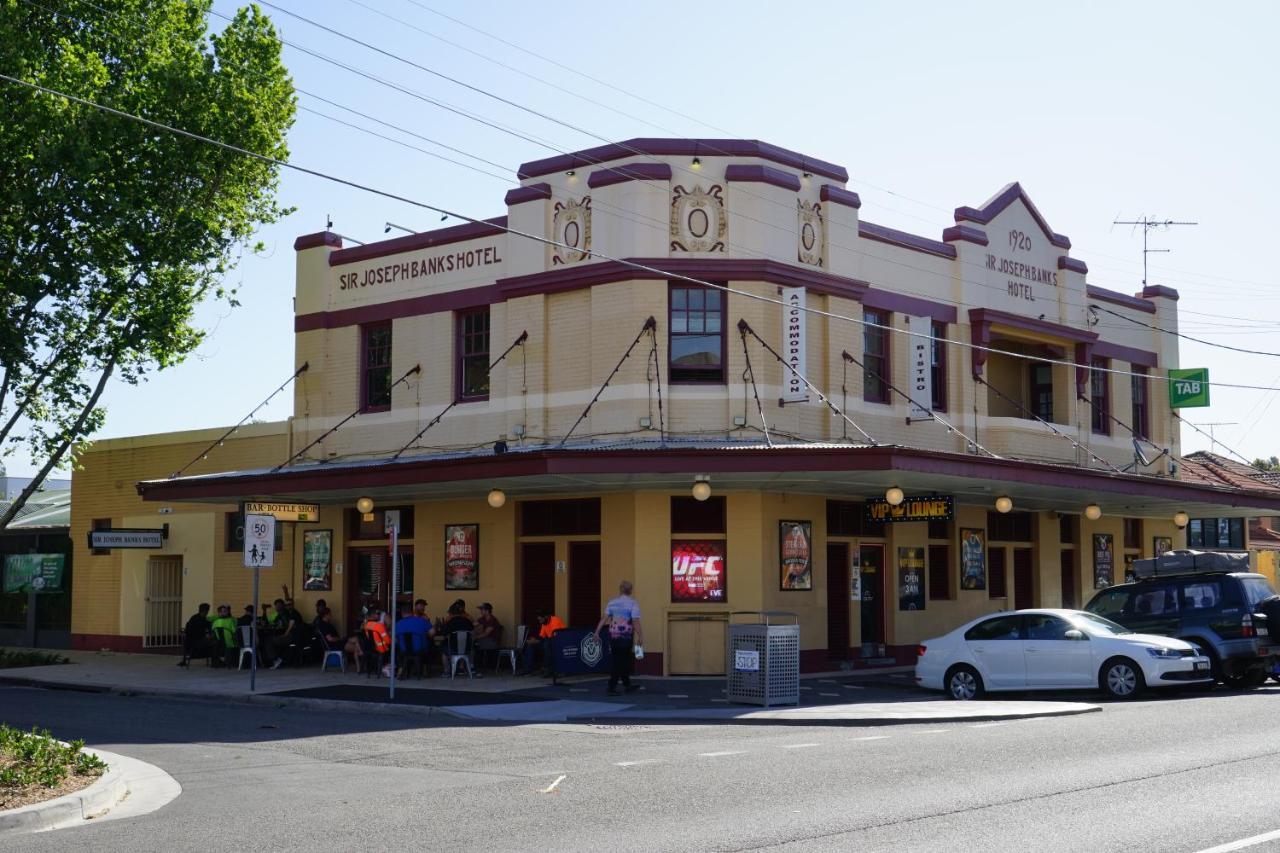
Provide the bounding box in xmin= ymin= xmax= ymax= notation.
xmin=210 ymin=605 xmax=239 ymax=668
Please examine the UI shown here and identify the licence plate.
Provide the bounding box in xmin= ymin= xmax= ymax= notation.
xmin=1193 ymin=661 xmax=1209 ymax=672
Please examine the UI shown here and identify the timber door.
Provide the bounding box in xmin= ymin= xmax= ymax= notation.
xmin=568 ymin=541 xmax=601 ymax=628
xmin=858 ymin=544 xmax=886 ymax=645
xmin=1013 ymin=547 xmax=1035 ymax=610
xmin=144 ymin=556 xmax=183 ymax=648
xmin=1060 ymin=549 xmax=1077 ymax=609
xmin=347 ymin=546 xmax=387 ymax=633
xmin=521 ymin=542 xmax=556 ymax=626
xmin=826 ymin=542 xmax=850 ymax=660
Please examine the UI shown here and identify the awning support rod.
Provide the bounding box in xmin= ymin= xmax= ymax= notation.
xmin=560 ymin=317 xmax=655 ymax=447
xmin=738 ymin=319 xmax=877 ymax=446
xmin=392 ymin=331 xmax=527 ymax=459
xmin=274 ymin=364 xmax=420 ymax=471
xmin=171 ymin=362 xmax=310 ymax=479
xmin=647 ymin=329 xmax=666 ymax=441
xmin=976 ymin=375 xmax=1118 ymax=472
xmin=738 ymin=324 xmax=772 ymax=448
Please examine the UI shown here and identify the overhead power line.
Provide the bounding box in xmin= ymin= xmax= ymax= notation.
xmin=1091 ymin=304 xmax=1280 ymax=358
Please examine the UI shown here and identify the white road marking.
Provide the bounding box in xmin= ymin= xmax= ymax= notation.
xmin=1193 ymin=828 xmax=1280 ymax=852
xmin=843 ymin=684 xmax=865 ymax=690
xmin=667 ymin=694 xmax=689 ymax=698
xmin=780 ymin=743 xmax=821 ymax=749
xmin=853 ymin=735 xmax=889 ymax=741
xmin=569 ymin=688 xmax=588 ymax=693
xmin=540 ymin=774 xmax=566 ymax=793
xmin=800 ymin=687 xmax=814 ymax=691
xmin=818 ymin=692 xmax=839 ymax=697
xmin=614 ymin=759 xmax=662 ymax=767
xmin=710 ymin=698 xmax=729 ymax=703
xmin=699 ymin=750 xmax=746 ymax=757
xmin=915 ymin=729 xmax=948 ymax=734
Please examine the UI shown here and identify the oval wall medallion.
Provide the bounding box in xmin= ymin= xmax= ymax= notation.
xmin=688 ymin=207 xmax=709 ymax=238
xmin=565 ymin=220 xmax=580 ymax=248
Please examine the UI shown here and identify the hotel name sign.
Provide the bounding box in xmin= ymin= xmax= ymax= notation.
xmin=985 ymin=228 xmax=1058 ymax=304
xmin=337 ymin=242 xmax=503 ymax=292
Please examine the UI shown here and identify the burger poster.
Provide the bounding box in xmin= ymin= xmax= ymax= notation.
xmin=672 ymin=540 xmax=727 ymax=603
xmin=444 ymin=523 xmax=479 ymax=590
xmin=779 ymin=520 xmax=813 ymax=591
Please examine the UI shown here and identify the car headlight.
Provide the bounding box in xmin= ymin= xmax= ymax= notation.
xmin=1145 ymin=647 xmax=1181 ymax=659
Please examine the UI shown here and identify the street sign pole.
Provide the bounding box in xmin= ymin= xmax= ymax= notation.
xmin=242 ymin=513 xmax=275 ymax=694
xmin=251 ymin=565 xmax=259 ymax=692
xmin=389 ymin=522 xmax=398 ymax=701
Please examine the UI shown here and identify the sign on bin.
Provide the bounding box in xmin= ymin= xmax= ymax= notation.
xmin=734 ymin=649 xmax=760 ymax=672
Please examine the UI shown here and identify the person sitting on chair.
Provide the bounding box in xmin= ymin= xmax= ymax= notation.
xmin=179 ymin=603 xmax=215 ymax=667
xmin=473 ymin=602 xmax=503 ymax=668
xmin=395 ymin=603 xmax=433 ymax=676
xmin=210 ymin=604 xmax=239 ymax=668
xmin=364 ymin=607 xmax=392 ymax=675
xmin=269 ymin=598 xmax=302 ymax=669
xmin=519 ymin=610 xmax=565 ymax=676
xmin=316 ymin=608 xmax=343 ymax=649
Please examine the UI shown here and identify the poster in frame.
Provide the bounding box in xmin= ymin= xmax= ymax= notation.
xmin=898 ymin=547 xmax=925 ymax=611
xmin=959 ymin=528 xmax=986 ymax=590
xmin=779 ymin=520 xmax=813 ymax=590
xmin=444 ymin=523 xmax=480 ymax=590
xmin=1094 ymin=533 xmax=1115 ymax=589
xmin=302 ymin=529 xmax=332 ymax=591
xmin=1153 ymin=536 xmax=1173 ymax=559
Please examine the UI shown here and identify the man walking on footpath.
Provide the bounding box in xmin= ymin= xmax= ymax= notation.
xmin=596 ymin=580 xmax=644 ymax=695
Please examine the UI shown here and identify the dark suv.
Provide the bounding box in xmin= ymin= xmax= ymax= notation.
xmin=1085 ymin=572 xmax=1280 ymax=688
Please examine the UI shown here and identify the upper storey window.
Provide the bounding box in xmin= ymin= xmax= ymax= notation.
xmin=361 ymin=322 xmax=392 ymax=412
xmin=1131 ymin=367 xmax=1149 ymax=440
xmin=863 ymin=309 xmax=890 ymax=403
xmin=930 ymin=321 xmax=947 ymax=412
xmin=458 ymin=307 xmax=491 ymax=401
xmin=1090 ymin=357 xmax=1110 ymax=435
xmin=669 ymin=283 xmax=725 ymax=383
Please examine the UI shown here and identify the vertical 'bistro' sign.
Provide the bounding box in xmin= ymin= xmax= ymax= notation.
xmin=780 ymin=287 xmax=807 ymax=402
xmin=865 ymin=496 xmax=954 ymax=524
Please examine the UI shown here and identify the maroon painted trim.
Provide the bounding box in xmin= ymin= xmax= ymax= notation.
xmin=668 ymin=281 xmax=728 ymax=384
xmin=859 ymin=221 xmax=957 ymax=259
xmin=586 ymin=162 xmax=672 ymax=188
xmin=517 ymin=138 xmax=849 ymax=183
xmin=1086 ymin=285 xmax=1157 ymax=315
xmin=819 ymin=185 xmax=861 ymax=209
xmin=941 ymin=224 xmax=989 ymax=246
xmin=359 ymin=321 xmax=392 ymax=414
xmin=862 ymin=307 xmax=892 ymax=404
xmin=1091 ymin=340 xmax=1157 ymax=368
xmin=295 ymin=285 xmax=501 ymax=333
xmin=136 ymin=444 xmax=1280 ymax=512
xmin=328 ymin=217 xmax=507 ymax=267
xmin=969 ymin=308 xmax=1098 ymax=344
xmin=931 ymin=319 xmax=948 ymax=412
xmin=504 ymin=184 xmax=551 ymax=206
xmin=723 ymin=164 xmax=802 ymax=191
xmin=953 ymin=182 xmax=1071 ymax=249
xmin=455 ymin=305 xmax=491 ymax=403
xmin=1057 ymin=256 xmax=1088 ymax=275
xmin=1142 ymin=284 xmax=1180 ymax=301
xmin=294 ymin=231 xmax=343 ymax=251
xmin=1090 ymin=355 xmax=1111 ymax=436
xmin=861 ymin=287 xmax=957 ymax=323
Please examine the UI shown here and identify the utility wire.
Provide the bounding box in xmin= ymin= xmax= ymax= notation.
xmin=1091 ymin=304 xmax=1280 ymax=358
xmin=561 ymin=317 xmax=656 ymax=447
xmin=1170 ymin=412 xmax=1261 ymax=471
xmin=974 ymin=375 xmax=1122 ymax=474
xmin=737 ymin=324 xmax=774 ymax=447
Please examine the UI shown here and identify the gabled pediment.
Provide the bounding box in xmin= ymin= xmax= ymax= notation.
xmin=954 ymin=182 xmax=1071 ymax=250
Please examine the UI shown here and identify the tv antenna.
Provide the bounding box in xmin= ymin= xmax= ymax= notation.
xmin=1188 ymin=421 xmax=1237 ymax=456
xmin=1111 ymin=216 xmax=1197 ymax=286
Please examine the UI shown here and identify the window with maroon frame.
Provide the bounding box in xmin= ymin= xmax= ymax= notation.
xmin=930 ymin=321 xmax=947 ymax=411
xmin=360 ymin=323 xmax=392 ymax=412
xmin=863 ymin=309 xmax=890 ymax=403
xmin=1090 ymin=357 xmax=1110 ymax=435
xmin=669 ymin=283 xmax=725 ymax=382
xmin=457 ymin=307 xmax=490 ymax=401
xmin=928 ymin=544 xmax=952 ymax=600
xmin=1131 ymin=367 xmax=1149 ymax=440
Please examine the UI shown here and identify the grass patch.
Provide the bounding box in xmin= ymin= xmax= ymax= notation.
xmin=0 ymin=648 xmax=70 ymax=669
xmin=0 ymin=726 xmax=106 ymax=809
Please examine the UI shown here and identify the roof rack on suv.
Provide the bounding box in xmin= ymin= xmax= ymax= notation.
xmin=1132 ymin=549 xmax=1250 ymax=580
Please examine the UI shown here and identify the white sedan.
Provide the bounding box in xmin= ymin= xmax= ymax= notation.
xmin=916 ymin=609 xmax=1213 ymax=699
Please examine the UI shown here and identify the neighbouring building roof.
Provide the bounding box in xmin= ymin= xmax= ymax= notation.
xmin=1178 ymin=451 xmax=1280 ymax=494
xmin=0 ymin=489 xmax=72 ymax=531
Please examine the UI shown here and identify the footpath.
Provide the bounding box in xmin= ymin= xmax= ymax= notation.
xmin=0 ymin=649 xmax=1100 ymax=725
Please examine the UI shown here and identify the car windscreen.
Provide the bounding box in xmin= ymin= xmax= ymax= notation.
xmin=1240 ymin=577 xmax=1278 ymax=610
xmin=1068 ymin=612 xmax=1133 ymax=635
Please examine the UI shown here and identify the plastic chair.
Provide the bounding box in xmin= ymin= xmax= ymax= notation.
xmin=360 ymin=630 xmax=385 ymax=678
xmin=446 ymin=630 xmax=474 ymax=679
xmin=317 ymin=627 xmax=344 ymax=673
xmin=237 ymin=625 xmax=255 ymax=670
xmin=397 ymin=631 xmax=427 ymax=679
xmin=497 ymin=624 xmax=526 ymax=675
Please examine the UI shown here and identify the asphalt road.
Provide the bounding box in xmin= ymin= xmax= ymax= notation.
xmin=2 ymin=682 xmax=1279 ymax=852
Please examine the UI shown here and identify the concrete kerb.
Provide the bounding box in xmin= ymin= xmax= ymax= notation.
xmin=565 ymin=704 xmax=1103 ymax=727
xmin=0 ymin=746 xmax=126 ymax=836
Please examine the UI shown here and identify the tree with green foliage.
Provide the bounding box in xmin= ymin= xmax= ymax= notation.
xmin=1252 ymin=456 xmax=1280 ymax=472
xmin=0 ymin=0 xmax=295 ymax=527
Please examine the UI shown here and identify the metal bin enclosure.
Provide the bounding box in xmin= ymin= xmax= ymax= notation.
xmin=725 ymin=611 xmax=800 ymax=707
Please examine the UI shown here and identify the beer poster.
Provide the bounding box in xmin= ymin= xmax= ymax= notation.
xmin=960 ymin=528 xmax=986 ymax=590
xmin=898 ymin=547 xmax=925 ymax=611
xmin=779 ymin=520 xmax=813 ymax=590
xmin=671 ymin=540 xmax=727 ymax=602
xmin=1094 ymin=533 xmax=1115 ymax=589
xmin=302 ymin=529 xmax=332 ymax=591
xmin=445 ymin=523 xmax=480 ymax=590
xmin=1153 ymin=536 xmax=1173 ymax=559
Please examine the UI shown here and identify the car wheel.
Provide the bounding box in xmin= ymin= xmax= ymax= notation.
xmin=1100 ymin=657 xmax=1144 ymax=699
xmin=1220 ymin=665 xmax=1259 ymax=691
xmin=945 ymin=665 xmax=983 ymax=700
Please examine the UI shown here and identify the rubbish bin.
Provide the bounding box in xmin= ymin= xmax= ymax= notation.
xmin=726 ymin=611 xmax=800 ymax=707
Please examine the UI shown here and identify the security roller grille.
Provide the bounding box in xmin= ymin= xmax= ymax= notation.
xmin=726 ymin=611 xmax=800 ymax=707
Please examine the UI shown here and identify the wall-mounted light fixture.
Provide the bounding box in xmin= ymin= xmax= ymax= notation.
xmin=885 ymin=486 xmax=905 ymax=506
xmin=692 ymin=475 xmax=712 ymax=502
xmin=356 ymin=496 xmax=375 ymax=522
xmin=1084 ymin=503 xmax=1102 ymax=521
xmin=995 ymin=496 xmax=1013 ymax=514
xmin=1173 ymin=510 xmax=1189 ymax=529
xmin=487 ymin=488 xmax=506 ymax=509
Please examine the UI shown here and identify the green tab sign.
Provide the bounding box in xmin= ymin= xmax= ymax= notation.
xmin=1169 ymin=368 xmax=1210 ymax=408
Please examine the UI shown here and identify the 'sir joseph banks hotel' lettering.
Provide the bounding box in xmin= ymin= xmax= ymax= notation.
xmin=339 ymin=245 xmax=502 ymax=290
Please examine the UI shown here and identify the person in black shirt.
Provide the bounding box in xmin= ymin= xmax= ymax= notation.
xmin=179 ymin=603 xmax=214 ymax=667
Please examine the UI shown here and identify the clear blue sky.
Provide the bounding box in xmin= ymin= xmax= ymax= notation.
xmin=8 ymin=0 xmax=1280 ymax=476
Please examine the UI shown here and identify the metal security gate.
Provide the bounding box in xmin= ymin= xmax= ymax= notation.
xmin=144 ymin=557 xmax=183 ymax=648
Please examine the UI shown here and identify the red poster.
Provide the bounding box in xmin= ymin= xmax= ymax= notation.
xmin=671 ymin=540 xmax=727 ymax=602
xmin=445 ymin=523 xmax=479 ymax=590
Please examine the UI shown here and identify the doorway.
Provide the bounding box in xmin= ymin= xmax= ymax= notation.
xmin=1060 ymin=549 xmax=1077 ymax=609
xmin=826 ymin=542 xmax=850 ymax=660
xmin=858 ymin=544 xmax=885 ymax=645
xmin=568 ymin=541 xmax=601 ymax=628
xmin=1013 ymin=547 xmax=1035 ymax=610
xmin=144 ymin=556 xmax=183 ymax=648
xmin=521 ymin=542 xmax=556 ymax=626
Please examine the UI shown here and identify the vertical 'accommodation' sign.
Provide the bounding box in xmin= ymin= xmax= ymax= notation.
xmin=906 ymin=314 xmax=933 ymax=421
xmin=781 ymin=287 xmax=807 ymax=402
